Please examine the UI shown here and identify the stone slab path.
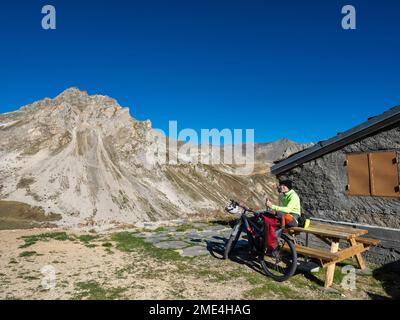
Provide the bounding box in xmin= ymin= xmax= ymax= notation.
xmin=135 ymin=222 xmax=248 ymax=257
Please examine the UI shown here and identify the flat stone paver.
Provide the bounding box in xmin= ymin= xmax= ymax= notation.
xmin=181 ymin=245 xmax=209 ymax=257
xmin=186 ymin=232 xmax=202 ymax=238
xmin=198 ymin=230 xmax=216 ymax=237
xmin=207 ymin=225 xmax=228 ymax=231
xmin=135 ymin=221 xmax=243 ymax=257
xmin=136 ymin=232 xmax=150 ymax=238
xmin=173 ymin=231 xmax=187 ymax=237
xmin=144 ymin=236 xmax=170 ymax=244
xmin=187 ymin=238 xmax=207 ymax=247
xmin=191 ymin=222 xmax=210 ymax=229
xmin=154 ymin=241 xmax=190 ymax=249
xmin=151 ymin=231 xmax=170 ymax=237
xmin=163 ymin=227 xmax=177 ymax=232
xmin=220 ymin=230 xmax=232 ymax=237
xmin=206 ymin=236 xmax=226 ymax=243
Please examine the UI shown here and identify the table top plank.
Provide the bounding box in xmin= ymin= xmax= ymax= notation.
xmin=289 ymin=223 xmax=367 ymax=240
xmin=289 ymin=227 xmax=353 ymax=239
xmin=310 ymin=223 xmax=368 ymax=236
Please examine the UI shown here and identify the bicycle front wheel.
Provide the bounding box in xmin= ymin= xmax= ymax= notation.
xmin=260 ymin=234 xmax=297 ymax=282
xmin=224 ymin=221 xmax=242 ymax=259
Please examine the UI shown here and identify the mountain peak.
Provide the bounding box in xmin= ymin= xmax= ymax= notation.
xmin=56 ymin=87 xmax=88 ymax=98
xmin=276 ymin=137 xmax=292 ymax=144
xmin=51 ymin=87 xmax=125 ymax=116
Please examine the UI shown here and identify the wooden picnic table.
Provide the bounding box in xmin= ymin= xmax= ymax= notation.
xmin=287 ymin=222 xmax=380 ymax=288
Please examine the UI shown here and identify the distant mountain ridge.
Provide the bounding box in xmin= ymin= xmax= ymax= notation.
xmin=251 ymin=138 xmax=313 ymax=163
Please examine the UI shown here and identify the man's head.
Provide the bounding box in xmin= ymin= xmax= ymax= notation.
xmin=277 ymin=179 xmax=293 ymax=194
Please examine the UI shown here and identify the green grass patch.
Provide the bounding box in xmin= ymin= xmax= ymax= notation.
xmin=289 ymin=272 xmax=322 ymax=291
xmin=194 ymin=262 xmax=301 ymax=299
xmin=311 ymin=265 xmax=346 ymax=286
xmin=79 ymin=234 xmax=99 ymax=243
xmin=202 ymin=271 xmax=229 ymax=282
xmin=17 ymin=270 xmax=41 ymax=280
xmin=74 ymin=280 xmax=126 ymax=300
xmin=244 ymin=281 xmax=297 ymax=299
xmin=102 ymin=242 xmax=113 ymax=254
xmin=199 ymin=266 xmax=300 ymax=299
xmin=333 ymin=267 xmax=346 ymax=285
xmin=175 ymin=224 xmax=197 ymax=232
xmin=23 ymin=275 xmax=40 ymax=281
xmin=242 ymin=271 xmax=299 ymax=299
xmin=111 ymin=231 xmax=186 ymax=262
xmin=78 ymin=234 xmax=100 ymax=248
xmin=206 ymin=217 xmax=237 ymax=226
xmin=19 ymin=232 xmax=72 ymax=248
xmin=19 ymin=251 xmax=40 ymax=258
xmin=102 ymin=242 xmax=113 ymax=248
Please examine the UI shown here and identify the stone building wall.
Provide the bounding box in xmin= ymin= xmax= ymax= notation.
xmin=278 ymin=124 xmax=400 ymax=264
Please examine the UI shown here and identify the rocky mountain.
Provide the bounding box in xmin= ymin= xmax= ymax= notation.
xmin=0 ymin=88 xmax=311 ymax=228
xmin=245 ymin=139 xmax=313 ymax=164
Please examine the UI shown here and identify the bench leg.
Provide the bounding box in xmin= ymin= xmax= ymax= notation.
xmin=324 ymin=240 xmax=339 ymax=288
xmin=349 ymin=238 xmax=366 ymax=270
xmin=304 ymin=233 xmax=309 ymax=263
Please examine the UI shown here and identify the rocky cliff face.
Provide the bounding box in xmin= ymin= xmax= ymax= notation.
xmin=0 ymin=88 xmax=308 ymax=228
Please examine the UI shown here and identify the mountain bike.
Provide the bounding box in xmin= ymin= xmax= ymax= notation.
xmin=224 ymin=200 xmax=297 ymax=282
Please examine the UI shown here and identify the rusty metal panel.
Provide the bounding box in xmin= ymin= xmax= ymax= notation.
xmin=347 ymin=153 xmax=371 ymax=196
xmin=369 ymin=151 xmax=400 ymax=197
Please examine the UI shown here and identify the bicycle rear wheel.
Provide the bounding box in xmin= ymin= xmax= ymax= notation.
xmin=260 ymin=234 xmax=297 ymax=282
xmin=224 ymin=221 xmax=242 ymax=259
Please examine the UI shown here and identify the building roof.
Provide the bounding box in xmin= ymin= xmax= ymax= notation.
xmin=271 ymin=105 xmax=400 ymax=175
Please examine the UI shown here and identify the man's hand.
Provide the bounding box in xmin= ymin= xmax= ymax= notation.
xmin=266 ymin=200 xmax=273 ymax=208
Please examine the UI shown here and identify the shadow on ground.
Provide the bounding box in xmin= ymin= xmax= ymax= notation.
xmin=205 ymin=235 xmax=345 ymax=289
xmin=370 ymin=260 xmax=400 ymax=300
xmin=206 ymin=236 xmax=265 ymax=276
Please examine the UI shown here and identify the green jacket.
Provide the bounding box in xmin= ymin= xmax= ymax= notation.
xmin=271 ymin=189 xmax=301 ymax=215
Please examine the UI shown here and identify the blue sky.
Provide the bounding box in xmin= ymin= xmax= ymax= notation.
xmin=0 ymin=0 xmax=399 ymax=143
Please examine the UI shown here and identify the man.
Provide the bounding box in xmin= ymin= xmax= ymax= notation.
xmin=264 ymin=179 xmax=301 ymax=228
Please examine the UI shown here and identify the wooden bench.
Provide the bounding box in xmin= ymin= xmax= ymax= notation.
xmin=292 ymin=244 xmax=338 ymax=266
xmin=291 ymin=243 xmax=366 ymax=267
xmin=354 ymin=237 xmax=381 ymax=247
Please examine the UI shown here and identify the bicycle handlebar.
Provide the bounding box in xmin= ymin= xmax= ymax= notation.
xmin=229 ymin=199 xmax=255 ymax=214
xmin=243 ymin=206 xmax=255 ymax=214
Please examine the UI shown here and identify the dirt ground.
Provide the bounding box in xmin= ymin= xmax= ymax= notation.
xmin=0 ymin=201 xmax=61 ymax=230
xmin=0 ymin=225 xmax=397 ymax=300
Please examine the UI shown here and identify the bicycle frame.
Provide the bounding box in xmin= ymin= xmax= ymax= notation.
xmin=225 ymin=200 xmax=299 ymax=281
xmin=230 ymin=209 xmax=287 ymax=254
xmin=232 ymin=210 xmax=265 ymax=253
